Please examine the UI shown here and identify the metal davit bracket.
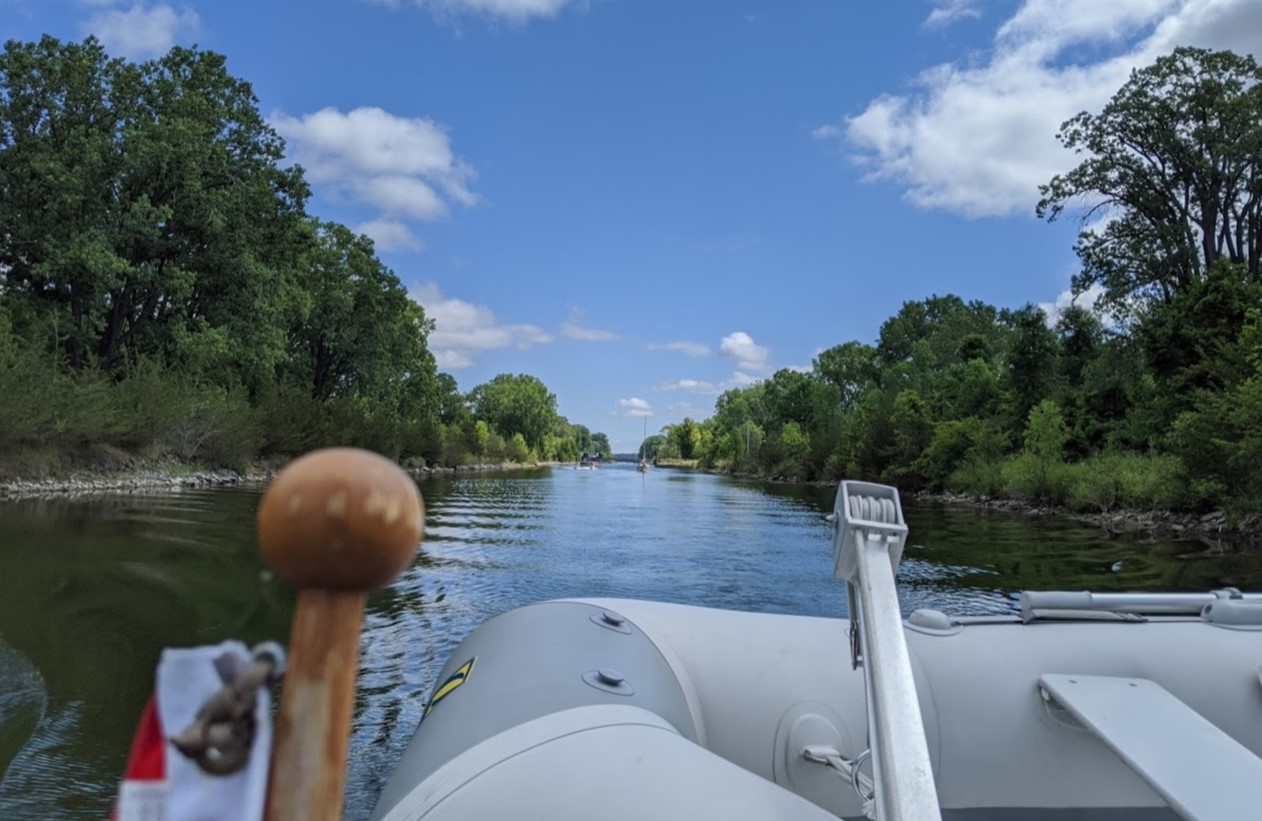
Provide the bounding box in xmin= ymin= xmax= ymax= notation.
xmin=827 ymin=481 xmax=941 ymax=821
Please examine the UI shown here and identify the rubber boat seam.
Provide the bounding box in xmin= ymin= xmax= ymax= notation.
xmin=655 ymin=631 xmax=708 ymax=747
xmin=396 ymin=717 xmax=682 ymax=821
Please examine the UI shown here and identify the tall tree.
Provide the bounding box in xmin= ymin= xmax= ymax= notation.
xmin=1038 ymin=47 xmax=1262 ymax=313
xmin=1002 ymin=304 xmax=1060 ymax=426
xmin=467 ymin=373 xmax=559 ymax=454
xmin=876 ymin=295 xmax=1003 ymax=370
xmin=0 ymin=36 xmax=309 ymax=384
xmin=670 ymin=418 xmax=702 ymax=460
xmin=283 ymin=221 xmax=436 ymax=412
xmin=813 ymin=341 xmax=879 ymax=408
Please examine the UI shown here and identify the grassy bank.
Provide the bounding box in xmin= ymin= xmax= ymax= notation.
xmin=653 ymin=458 xmax=699 ymax=468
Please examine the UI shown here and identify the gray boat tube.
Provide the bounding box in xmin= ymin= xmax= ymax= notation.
xmin=369 ymin=600 xmax=707 ymax=820
xmin=372 ymin=596 xmax=1262 ymax=820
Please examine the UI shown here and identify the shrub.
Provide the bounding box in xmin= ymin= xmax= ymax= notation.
xmin=946 ymin=458 xmax=1004 ymax=497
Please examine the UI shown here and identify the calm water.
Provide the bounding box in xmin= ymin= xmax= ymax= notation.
xmin=0 ymin=465 xmax=1258 ymax=819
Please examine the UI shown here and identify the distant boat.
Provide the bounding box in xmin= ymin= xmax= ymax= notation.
xmin=636 ymin=418 xmax=650 ymax=471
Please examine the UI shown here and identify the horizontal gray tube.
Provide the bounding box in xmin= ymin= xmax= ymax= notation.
xmin=1020 ymin=590 xmax=1262 ymax=617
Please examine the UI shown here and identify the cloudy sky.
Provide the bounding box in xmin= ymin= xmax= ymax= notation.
xmin=4 ymin=0 xmax=1260 ymax=450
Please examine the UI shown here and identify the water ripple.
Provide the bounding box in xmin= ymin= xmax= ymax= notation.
xmin=1 ymin=466 xmax=1259 ymax=820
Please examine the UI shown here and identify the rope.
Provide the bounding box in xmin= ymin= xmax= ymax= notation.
xmin=848 ymin=494 xmax=897 ymax=525
xmin=802 ymin=745 xmax=878 ymax=819
xmin=169 ymin=642 xmax=286 ymax=776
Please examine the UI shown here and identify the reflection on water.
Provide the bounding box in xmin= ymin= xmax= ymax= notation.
xmin=0 ymin=467 xmax=1258 ymax=819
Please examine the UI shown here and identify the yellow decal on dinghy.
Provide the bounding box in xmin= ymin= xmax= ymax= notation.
xmin=424 ymin=657 xmax=476 ymax=717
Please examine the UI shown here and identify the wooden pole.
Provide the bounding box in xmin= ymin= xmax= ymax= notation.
xmin=256 ymin=448 xmax=424 ymax=821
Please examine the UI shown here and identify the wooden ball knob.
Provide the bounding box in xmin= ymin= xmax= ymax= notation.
xmin=258 ymin=448 xmax=424 ymax=591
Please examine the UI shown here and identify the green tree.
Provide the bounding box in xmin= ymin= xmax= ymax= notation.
xmin=877 ymin=295 xmax=1004 ymax=372
xmin=670 ymin=418 xmax=702 ymax=460
xmin=886 ymin=389 xmax=933 ymax=486
xmin=1038 ymin=47 xmax=1262 ymax=314
xmin=813 ymin=341 xmax=879 ymax=408
xmin=1135 ymin=260 xmax=1262 ymax=397
xmin=468 ymin=374 xmax=559 ymax=454
xmin=1022 ymin=399 xmax=1069 ymax=498
xmin=472 ymin=420 xmax=491 ymax=457
xmin=284 ymin=221 xmax=437 ymax=411
xmin=775 ymin=421 xmax=810 ymax=477
xmin=0 ymin=37 xmax=309 ymax=385
xmin=1002 ymin=304 xmax=1060 ymax=426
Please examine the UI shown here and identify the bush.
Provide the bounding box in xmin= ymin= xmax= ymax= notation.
xmin=1000 ymin=453 xmax=1071 ymax=503
xmin=1023 ymin=452 xmax=1188 ymax=512
xmin=158 ymin=384 xmax=261 ymax=470
xmin=505 ymin=433 xmax=531 ymax=463
xmin=946 ymin=458 xmax=1004 ymax=497
xmin=256 ymin=382 xmax=323 ymax=457
xmin=1064 ymin=459 xmax=1120 ymax=512
xmin=1112 ymin=453 xmax=1186 ymax=510
xmin=918 ymin=418 xmax=982 ymax=490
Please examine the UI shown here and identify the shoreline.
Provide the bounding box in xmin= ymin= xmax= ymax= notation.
xmin=912 ymin=489 xmax=1262 ymax=550
xmin=707 ymin=466 xmax=1262 ymax=549
xmin=8 ymin=459 xmax=1258 ymax=550
xmin=0 ymin=459 xmax=548 ymax=501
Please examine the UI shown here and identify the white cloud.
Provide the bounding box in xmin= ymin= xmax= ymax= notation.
xmin=355 ymin=219 xmax=424 ymax=253
xmin=272 ymin=107 xmax=478 ymax=245
xmin=560 ymin=304 xmax=619 ymax=341
xmin=617 ymin=397 xmax=653 ymax=418
xmin=562 ymin=323 xmax=619 ymax=341
xmin=647 ymin=340 xmax=710 ymax=357
xmin=410 ymin=282 xmax=551 ymax=369
xmin=654 ymin=334 xmax=773 ymax=399
xmin=669 ymin=401 xmax=713 ymax=419
xmin=719 ymin=331 xmax=771 ymax=373
xmin=365 ymin=0 xmax=580 ymax=22
xmin=356 ymin=176 xmax=449 ymax=220
xmin=925 ymin=0 xmax=982 ymax=27
xmin=655 ymin=378 xmax=721 ymax=395
xmin=825 ymin=0 xmax=1262 ymax=218
xmin=1038 ymin=282 xmax=1107 ymax=326
xmin=86 ymin=3 xmax=200 ymax=59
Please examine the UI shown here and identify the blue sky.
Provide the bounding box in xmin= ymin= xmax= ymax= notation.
xmin=4 ymin=0 xmax=1261 ymax=451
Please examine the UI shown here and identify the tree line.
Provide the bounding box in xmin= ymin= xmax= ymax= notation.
xmin=0 ymin=36 xmax=608 ymax=476
xmin=652 ymin=47 xmax=1262 ymax=515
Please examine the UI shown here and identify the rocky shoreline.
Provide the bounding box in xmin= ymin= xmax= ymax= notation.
xmin=718 ymin=466 xmax=1261 ymax=549
xmin=915 ymin=489 xmax=1262 ymax=549
xmin=0 ymin=460 xmax=542 ymax=501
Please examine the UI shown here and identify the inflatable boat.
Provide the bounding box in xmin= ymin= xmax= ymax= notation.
xmin=367 ymin=482 xmax=1262 ymax=821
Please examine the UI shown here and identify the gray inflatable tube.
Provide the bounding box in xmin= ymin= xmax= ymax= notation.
xmin=370 ymin=598 xmax=1262 ymax=821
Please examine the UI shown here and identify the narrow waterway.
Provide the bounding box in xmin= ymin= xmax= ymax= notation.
xmin=0 ymin=465 xmax=1256 ymax=819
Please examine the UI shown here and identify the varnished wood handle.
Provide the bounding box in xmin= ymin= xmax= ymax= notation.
xmin=256 ymin=448 xmax=424 ymax=821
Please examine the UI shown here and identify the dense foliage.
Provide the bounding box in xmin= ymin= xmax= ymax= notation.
xmin=650 ymin=47 xmax=1262 ymax=514
xmin=0 ymin=36 xmax=607 ymax=476
xmin=4 ymin=38 xmax=1259 ymax=513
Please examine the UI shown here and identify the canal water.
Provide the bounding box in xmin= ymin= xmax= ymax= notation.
xmin=0 ymin=464 xmax=1257 ymax=819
